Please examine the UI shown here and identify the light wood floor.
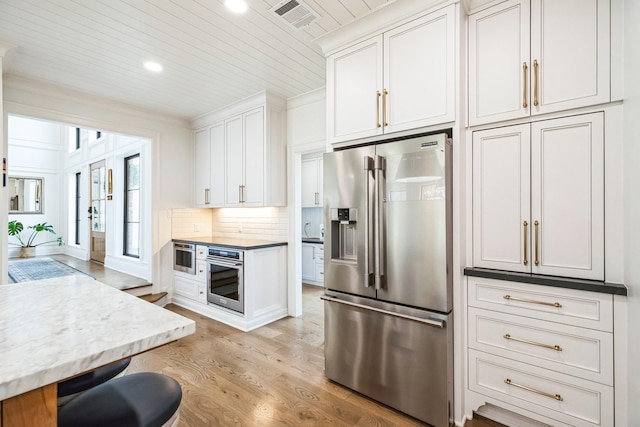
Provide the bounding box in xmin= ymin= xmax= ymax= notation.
xmin=128 ymin=284 xmax=500 ymax=427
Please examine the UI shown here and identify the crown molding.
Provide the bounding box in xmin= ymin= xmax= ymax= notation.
xmin=3 ymin=74 xmax=191 ymax=130
xmin=314 ymin=0 xmax=454 ymax=55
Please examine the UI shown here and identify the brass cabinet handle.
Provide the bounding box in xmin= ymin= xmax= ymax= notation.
xmin=205 ymin=188 xmax=210 ymax=205
xmin=383 ymin=89 xmax=389 ymax=127
xmin=534 ymin=220 xmax=540 ymax=266
xmin=238 ymin=185 xmax=246 ymax=203
xmin=522 ymin=62 xmax=528 ymax=108
xmin=503 ymin=294 xmax=562 ymax=308
xmin=533 ymin=59 xmax=539 ymax=107
xmin=523 ymin=220 xmax=528 ymax=266
xmin=503 ymin=334 xmax=562 ymax=351
xmin=504 ymin=378 xmax=562 ymax=401
xmin=376 ymin=91 xmax=382 ymax=128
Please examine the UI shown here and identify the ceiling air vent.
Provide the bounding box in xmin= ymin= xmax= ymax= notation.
xmin=269 ymin=0 xmax=320 ymax=31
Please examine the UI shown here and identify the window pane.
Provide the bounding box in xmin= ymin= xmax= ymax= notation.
xmin=126 ymin=223 xmax=139 ymax=257
xmin=127 ymin=190 xmax=140 ymax=221
xmin=127 ymin=156 xmax=140 ymax=189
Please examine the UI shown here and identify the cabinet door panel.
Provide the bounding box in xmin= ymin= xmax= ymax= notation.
xmin=531 ymin=113 xmax=604 ymax=279
xmin=301 ymin=243 xmax=315 ymax=281
xmin=327 ymin=36 xmax=383 ymax=144
xmin=301 ymin=158 xmax=318 ymax=207
xmin=531 ymin=0 xmax=610 ymax=114
xmin=469 ymin=0 xmax=530 ymax=125
xmin=194 ymin=129 xmax=210 ymax=206
xmin=384 ymin=6 xmax=455 ymax=133
xmin=243 ymin=107 xmax=264 ymax=206
xmin=473 ymin=125 xmax=530 ymax=272
xmin=209 ymin=123 xmax=225 ymax=206
xmin=225 ymin=115 xmax=243 ymax=206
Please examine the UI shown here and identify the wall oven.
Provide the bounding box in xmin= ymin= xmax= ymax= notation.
xmin=206 ymin=247 xmax=244 ymax=314
xmin=173 ymin=243 xmax=195 ymax=275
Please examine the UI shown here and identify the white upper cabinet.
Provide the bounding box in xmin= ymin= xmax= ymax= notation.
xmin=327 ymin=5 xmax=455 ymax=144
xmin=473 ymin=124 xmax=531 ymax=273
xmin=531 ymin=114 xmax=604 ymax=279
xmin=194 ymin=123 xmax=226 ymax=208
xmin=301 ymin=155 xmax=323 ymax=207
xmin=328 ymin=36 xmax=383 ymax=143
xmin=194 ymin=128 xmax=210 ymax=207
xmin=193 ymin=92 xmax=286 ymax=208
xmin=473 ymin=113 xmax=604 ymax=280
xmin=469 ymin=0 xmax=610 ymax=126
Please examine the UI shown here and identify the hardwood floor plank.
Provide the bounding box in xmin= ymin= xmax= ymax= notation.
xmin=128 ymin=286 xmax=497 ymax=426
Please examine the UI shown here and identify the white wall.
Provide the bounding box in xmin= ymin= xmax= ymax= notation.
xmin=3 ymin=75 xmax=193 ymax=294
xmin=623 ymin=0 xmax=640 ymax=423
xmin=7 ymin=115 xmax=64 ymax=257
xmin=286 ymin=88 xmax=327 ymax=317
xmin=0 ymin=47 xmax=7 ymax=283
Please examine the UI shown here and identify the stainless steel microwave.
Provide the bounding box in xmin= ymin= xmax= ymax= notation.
xmin=173 ymin=242 xmax=195 ymax=274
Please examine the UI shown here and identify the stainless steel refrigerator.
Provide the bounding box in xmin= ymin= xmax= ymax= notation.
xmin=322 ymin=132 xmax=453 ymax=427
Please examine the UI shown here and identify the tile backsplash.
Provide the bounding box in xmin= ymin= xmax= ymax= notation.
xmin=171 ymin=208 xmax=214 ymax=238
xmin=212 ymin=207 xmax=288 ymax=241
xmin=302 ymin=207 xmax=324 ymax=239
xmin=171 ymin=207 xmax=288 ymax=241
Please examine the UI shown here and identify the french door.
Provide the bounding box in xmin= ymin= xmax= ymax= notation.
xmin=90 ymin=160 xmax=106 ymax=263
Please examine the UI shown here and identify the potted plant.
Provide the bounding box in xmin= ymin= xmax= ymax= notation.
xmin=8 ymin=220 xmax=64 ymax=258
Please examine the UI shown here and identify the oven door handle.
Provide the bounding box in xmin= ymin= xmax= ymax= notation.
xmin=206 ymin=257 xmax=243 ymax=267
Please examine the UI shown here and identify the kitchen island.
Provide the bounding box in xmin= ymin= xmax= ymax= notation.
xmin=0 ymin=275 xmax=195 ymax=427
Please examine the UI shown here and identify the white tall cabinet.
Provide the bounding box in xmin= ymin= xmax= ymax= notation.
xmin=327 ymin=4 xmax=455 ymax=144
xmin=192 ymin=91 xmax=286 ymax=208
xmin=301 ymin=155 xmax=323 ymax=207
xmin=473 ymin=113 xmax=604 ymax=280
xmin=468 ymin=0 xmax=610 ymax=126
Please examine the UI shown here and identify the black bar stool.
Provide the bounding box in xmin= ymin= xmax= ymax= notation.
xmin=57 ymin=357 xmax=131 ymax=406
xmin=58 ymin=372 xmax=182 ymax=427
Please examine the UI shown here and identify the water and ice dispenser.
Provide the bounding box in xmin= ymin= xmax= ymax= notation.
xmin=329 ymin=208 xmax=358 ymax=262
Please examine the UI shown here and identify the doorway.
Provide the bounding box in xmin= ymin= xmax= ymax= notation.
xmin=90 ymin=160 xmax=106 ymax=263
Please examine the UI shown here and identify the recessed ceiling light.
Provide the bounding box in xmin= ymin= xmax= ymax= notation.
xmin=225 ymin=0 xmax=247 ymax=14
xmin=144 ymin=61 xmax=163 ymax=72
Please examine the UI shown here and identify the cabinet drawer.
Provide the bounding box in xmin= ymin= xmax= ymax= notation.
xmin=196 ymin=245 xmax=208 ymax=260
xmin=468 ymin=277 xmax=612 ymax=331
xmin=315 ymin=263 xmax=324 ymax=282
xmin=469 ymin=307 xmax=613 ymax=385
xmin=469 ymin=349 xmax=613 ymax=427
xmin=196 ymin=260 xmax=207 ymax=282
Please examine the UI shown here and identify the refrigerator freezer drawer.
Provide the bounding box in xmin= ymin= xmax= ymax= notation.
xmin=323 ymin=295 xmax=453 ymax=427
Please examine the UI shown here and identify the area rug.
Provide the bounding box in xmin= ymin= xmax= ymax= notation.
xmin=8 ymin=257 xmax=95 ymax=283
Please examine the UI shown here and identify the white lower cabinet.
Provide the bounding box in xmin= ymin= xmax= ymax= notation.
xmin=174 ymin=273 xmax=205 ymax=303
xmin=301 ymin=243 xmax=323 ymax=285
xmin=467 ymin=277 xmax=614 ymax=427
xmin=172 ymin=244 xmax=287 ymax=332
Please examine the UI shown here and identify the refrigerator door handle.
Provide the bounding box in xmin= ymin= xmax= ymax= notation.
xmin=321 ymin=295 xmax=446 ymax=328
xmin=364 ymin=156 xmax=375 ymax=287
xmin=374 ymin=155 xmax=386 ymax=290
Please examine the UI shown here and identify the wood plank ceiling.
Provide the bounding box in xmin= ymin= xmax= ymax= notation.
xmin=0 ymin=0 xmax=394 ymax=120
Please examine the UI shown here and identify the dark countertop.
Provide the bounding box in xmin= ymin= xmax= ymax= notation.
xmin=464 ymin=267 xmax=627 ymax=296
xmin=302 ymin=238 xmax=324 ymax=244
xmin=173 ymin=236 xmax=287 ymax=250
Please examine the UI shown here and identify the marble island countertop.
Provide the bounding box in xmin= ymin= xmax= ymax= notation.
xmin=0 ymin=275 xmax=195 ymax=401
xmin=173 ymin=236 xmax=287 ymax=250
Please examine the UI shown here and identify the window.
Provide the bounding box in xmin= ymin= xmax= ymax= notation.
xmin=68 ymin=127 xmax=81 ymax=152
xmin=75 ymin=172 xmax=81 ymax=245
xmin=89 ymin=130 xmax=102 ymax=143
xmin=124 ymin=154 xmax=140 ymax=258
